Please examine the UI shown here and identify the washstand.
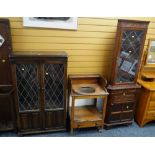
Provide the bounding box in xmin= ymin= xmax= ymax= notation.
xmin=67 ymin=74 xmax=109 ymax=134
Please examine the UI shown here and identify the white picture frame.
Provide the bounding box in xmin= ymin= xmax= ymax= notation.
xmin=23 ymin=17 xmax=78 ymax=30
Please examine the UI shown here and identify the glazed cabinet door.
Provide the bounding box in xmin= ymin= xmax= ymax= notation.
xmin=0 ymin=19 xmax=14 ymax=131
xmin=0 ymin=20 xmax=12 ymax=85
xmin=43 ymin=63 xmax=66 ymax=130
xmin=15 ymin=63 xmax=42 ymax=132
xmin=115 ymin=29 xmax=144 ymax=84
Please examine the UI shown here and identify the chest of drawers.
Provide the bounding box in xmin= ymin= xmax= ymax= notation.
xmin=104 ymin=85 xmax=140 ymax=129
xmin=135 ymin=79 xmax=155 ymax=127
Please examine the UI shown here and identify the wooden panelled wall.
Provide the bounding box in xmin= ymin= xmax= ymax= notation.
xmin=6 ymin=17 xmax=155 ymax=80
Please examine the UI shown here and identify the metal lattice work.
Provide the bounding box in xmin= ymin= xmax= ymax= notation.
xmin=16 ymin=64 xmax=39 ymax=111
xmin=44 ymin=64 xmax=64 ymax=110
xmin=116 ymin=30 xmax=144 ymax=83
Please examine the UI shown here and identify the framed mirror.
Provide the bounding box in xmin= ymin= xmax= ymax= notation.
xmin=146 ymin=39 xmax=155 ymax=65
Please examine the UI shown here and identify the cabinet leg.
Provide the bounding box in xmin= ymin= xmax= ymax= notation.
xmin=70 ymin=127 xmax=74 ymax=135
xmin=126 ymin=123 xmax=132 ymax=127
xmin=97 ymin=125 xmax=103 ymax=132
xmin=104 ymin=125 xmax=112 ymax=130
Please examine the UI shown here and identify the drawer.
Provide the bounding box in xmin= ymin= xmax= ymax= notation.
xmin=109 ymin=102 xmax=134 ymax=113
xmin=121 ymin=111 xmax=133 ymax=121
xmin=122 ymin=102 xmax=135 ymax=111
xmin=148 ymin=101 xmax=155 ymax=111
xmin=146 ymin=111 xmax=155 ymax=120
xmin=110 ymin=103 xmax=122 ymax=112
xmin=110 ymin=89 xmax=136 ymax=95
xmin=109 ymin=113 xmax=121 ymax=123
xmin=111 ymin=93 xmax=136 ymax=103
xmin=151 ymin=93 xmax=155 ymax=101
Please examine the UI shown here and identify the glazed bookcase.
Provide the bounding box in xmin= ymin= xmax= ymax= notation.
xmin=10 ymin=51 xmax=68 ymax=135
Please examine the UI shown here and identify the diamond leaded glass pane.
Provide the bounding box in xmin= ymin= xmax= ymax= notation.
xmin=16 ymin=64 xmax=39 ymax=111
xmin=44 ymin=64 xmax=64 ymax=110
xmin=115 ymin=30 xmax=144 ymax=83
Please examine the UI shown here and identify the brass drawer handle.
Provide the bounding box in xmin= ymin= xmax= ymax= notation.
xmin=123 ymin=92 xmax=126 ymax=96
xmin=126 ymin=106 xmax=129 ymax=109
xmin=2 ymin=59 xmax=6 ymax=63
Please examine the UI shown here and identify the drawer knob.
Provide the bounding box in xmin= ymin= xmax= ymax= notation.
xmin=2 ymin=59 xmax=6 ymax=63
xmin=126 ymin=106 xmax=129 ymax=109
xmin=45 ymin=72 xmax=49 ymax=75
xmin=123 ymin=92 xmax=126 ymax=96
xmin=132 ymin=35 xmax=135 ymax=38
xmin=21 ymin=68 xmax=25 ymax=71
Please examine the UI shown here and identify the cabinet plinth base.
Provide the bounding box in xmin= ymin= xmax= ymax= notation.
xmin=17 ymin=127 xmax=66 ymax=136
xmin=104 ymin=121 xmax=133 ymax=130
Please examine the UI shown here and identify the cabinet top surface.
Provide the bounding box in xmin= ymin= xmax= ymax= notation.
xmin=107 ymin=84 xmax=141 ymax=90
xmin=11 ymin=51 xmax=68 ymax=58
xmin=137 ymin=79 xmax=155 ymax=91
xmin=141 ymin=70 xmax=155 ymax=79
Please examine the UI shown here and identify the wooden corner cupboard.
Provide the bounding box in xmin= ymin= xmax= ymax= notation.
xmin=104 ymin=19 xmax=149 ymax=129
xmin=0 ymin=18 xmax=15 ymax=131
xmin=10 ymin=51 xmax=68 ymax=135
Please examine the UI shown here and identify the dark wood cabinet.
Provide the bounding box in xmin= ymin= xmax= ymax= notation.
xmin=0 ymin=19 xmax=15 ymax=131
xmin=10 ymin=51 xmax=67 ymax=135
xmin=104 ymin=20 xmax=149 ymax=129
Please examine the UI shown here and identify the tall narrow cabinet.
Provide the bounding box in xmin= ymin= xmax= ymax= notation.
xmin=104 ymin=20 xmax=149 ymax=129
xmin=0 ymin=19 xmax=15 ymax=131
xmin=10 ymin=51 xmax=68 ymax=135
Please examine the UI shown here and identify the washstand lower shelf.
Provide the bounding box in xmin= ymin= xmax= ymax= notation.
xmin=69 ymin=106 xmax=103 ymax=129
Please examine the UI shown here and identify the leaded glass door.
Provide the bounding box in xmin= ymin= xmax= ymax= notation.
xmin=115 ymin=29 xmax=144 ymax=84
xmin=43 ymin=63 xmax=65 ymax=129
xmin=16 ymin=63 xmax=42 ymax=130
